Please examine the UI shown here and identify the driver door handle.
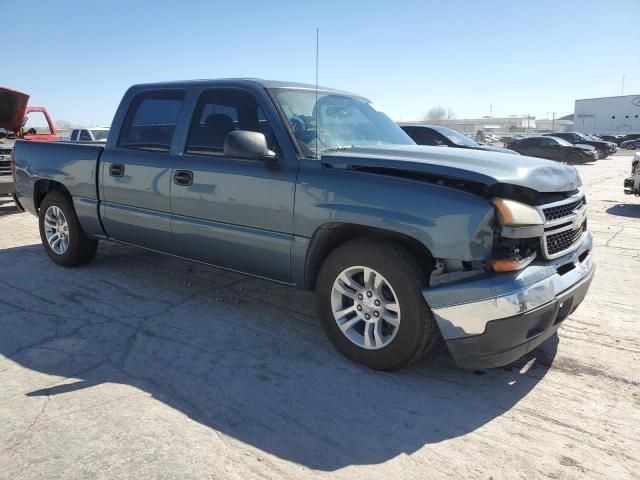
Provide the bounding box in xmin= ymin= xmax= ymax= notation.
xmin=109 ymin=164 xmax=125 ymax=177
xmin=173 ymin=170 xmax=193 ymax=186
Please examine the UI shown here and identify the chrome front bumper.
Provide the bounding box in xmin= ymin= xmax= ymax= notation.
xmin=423 ymin=232 xmax=594 ymax=341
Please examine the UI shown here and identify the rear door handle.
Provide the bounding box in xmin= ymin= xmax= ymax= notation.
xmin=173 ymin=170 xmax=193 ymax=186
xmin=109 ymin=164 xmax=125 ymax=177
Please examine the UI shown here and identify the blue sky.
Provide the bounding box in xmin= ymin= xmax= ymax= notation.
xmin=5 ymin=0 xmax=639 ymax=125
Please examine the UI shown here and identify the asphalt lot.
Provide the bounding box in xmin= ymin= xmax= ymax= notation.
xmin=0 ymin=152 xmax=639 ymax=479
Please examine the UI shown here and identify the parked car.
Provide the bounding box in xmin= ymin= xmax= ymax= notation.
xmin=544 ymin=132 xmax=616 ymax=158
xmin=624 ymin=152 xmax=640 ymax=195
xmin=0 ymin=87 xmax=57 ymax=195
xmin=12 ymin=79 xmax=595 ymax=371
xmin=400 ymin=124 xmax=519 ymax=154
xmin=69 ymin=127 xmax=110 ymax=143
xmin=598 ymin=135 xmax=625 ymax=145
xmin=506 ymin=136 xmax=598 ymax=163
xmin=621 ymin=138 xmax=640 ymax=150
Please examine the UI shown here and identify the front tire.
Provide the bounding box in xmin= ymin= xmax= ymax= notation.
xmin=315 ymin=238 xmax=438 ymax=371
xmin=627 ymin=143 xmax=637 ymax=151
xmin=38 ymin=191 xmax=98 ymax=267
xmin=567 ymin=152 xmax=583 ymax=164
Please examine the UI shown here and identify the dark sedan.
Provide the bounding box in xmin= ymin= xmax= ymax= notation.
xmin=544 ymin=132 xmax=616 ymax=158
xmin=400 ymin=124 xmax=519 ymax=154
xmin=506 ymin=136 xmax=598 ymax=163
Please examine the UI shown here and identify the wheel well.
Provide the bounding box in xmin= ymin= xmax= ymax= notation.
xmin=304 ymin=223 xmax=435 ymax=290
xmin=33 ymin=180 xmax=71 ymax=211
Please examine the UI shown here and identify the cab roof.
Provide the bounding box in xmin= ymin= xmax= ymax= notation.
xmin=128 ymin=78 xmax=365 ymax=99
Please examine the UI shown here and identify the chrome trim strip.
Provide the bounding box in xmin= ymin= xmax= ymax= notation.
xmin=430 ymin=251 xmax=595 ymax=340
xmin=501 ymin=224 xmax=545 ymax=239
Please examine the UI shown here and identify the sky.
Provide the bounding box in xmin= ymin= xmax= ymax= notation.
xmin=4 ymin=0 xmax=639 ymax=126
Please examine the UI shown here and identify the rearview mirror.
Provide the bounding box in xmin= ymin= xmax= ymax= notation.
xmin=223 ymin=131 xmax=277 ymax=162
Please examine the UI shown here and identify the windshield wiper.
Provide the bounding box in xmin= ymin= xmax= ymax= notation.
xmin=321 ymin=146 xmax=352 ymax=154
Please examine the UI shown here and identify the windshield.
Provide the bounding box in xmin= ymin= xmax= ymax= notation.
xmin=574 ymin=133 xmax=590 ymax=141
xmin=430 ymin=125 xmax=478 ymax=147
xmin=90 ymin=129 xmax=109 ymax=141
xmin=269 ymin=89 xmax=414 ymax=157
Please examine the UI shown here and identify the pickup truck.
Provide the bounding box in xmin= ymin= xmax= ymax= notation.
xmin=12 ymin=79 xmax=595 ymax=370
xmin=1 ymin=87 xmax=57 ymax=195
xmin=69 ymin=126 xmax=110 ymax=143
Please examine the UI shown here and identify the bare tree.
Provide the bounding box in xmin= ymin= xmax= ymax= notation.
xmin=424 ymin=106 xmax=455 ymax=122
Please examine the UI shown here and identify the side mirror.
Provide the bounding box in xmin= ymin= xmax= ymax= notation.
xmin=223 ymin=130 xmax=277 ymax=163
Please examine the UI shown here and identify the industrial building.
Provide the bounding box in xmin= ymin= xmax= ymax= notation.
xmin=574 ymin=94 xmax=640 ymax=134
xmin=405 ymin=116 xmax=537 ymax=135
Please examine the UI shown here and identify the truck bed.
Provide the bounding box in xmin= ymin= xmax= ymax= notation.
xmin=13 ymin=140 xmax=104 ymax=213
xmin=14 ymin=140 xmax=104 ymax=225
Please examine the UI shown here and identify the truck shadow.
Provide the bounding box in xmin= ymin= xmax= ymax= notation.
xmin=0 ymin=242 xmax=558 ymax=471
xmin=606 ymin=203 xmax=640 ymax=218
xmin=0 ymin=197 xmax=20 ymax=217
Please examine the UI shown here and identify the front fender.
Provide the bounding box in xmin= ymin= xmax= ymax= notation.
xmin=294 ymin=160 xmax=495 ymax=261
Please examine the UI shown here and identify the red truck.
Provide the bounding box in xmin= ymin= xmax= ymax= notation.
xmin=0 ymin=87 xmax=57 ymax=195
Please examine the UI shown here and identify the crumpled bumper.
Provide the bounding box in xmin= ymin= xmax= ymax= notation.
xmin=0 ymin=176 xmax=14 ymax=195
xmin=423 ymin=233 xmax=595 ymax=368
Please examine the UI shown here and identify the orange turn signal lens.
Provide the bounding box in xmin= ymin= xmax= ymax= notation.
xmin=491 ymin=252 xmax=536 ymax=272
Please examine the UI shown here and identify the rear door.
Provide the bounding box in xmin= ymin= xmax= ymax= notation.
xmin=513 ymin=138 xmax=538 ymax=156
xmin=99 ymin=89 xmax=186 ymax=252
xmin=170 ymin=87 xmax=297 ymax=281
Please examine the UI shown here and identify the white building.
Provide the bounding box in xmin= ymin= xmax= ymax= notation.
xmin=407 ymin=116 xmax=537 ymax=135
xmin=574 ymin=94 xmax=640 ymax=134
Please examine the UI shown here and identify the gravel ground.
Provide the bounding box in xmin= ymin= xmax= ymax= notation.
xmin=0 ymin=153 xmax=639 ymax=479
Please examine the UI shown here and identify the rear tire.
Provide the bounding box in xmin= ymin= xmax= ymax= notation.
xmin=38 ymin=191 xmax=98 ymax=267
xmin=315 ymin=238 xmax=439 ymax=371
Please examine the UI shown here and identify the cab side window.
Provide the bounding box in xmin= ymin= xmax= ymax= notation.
xmin=403 ymin=127 xmax=440 ymax=145
xmin=119 ymin=90 xmax=185 ymax=151
xmin=186 ymin=89 xmax=276 ymax=156
xmin=79 ymin=130 xmax=91 ymax=141
xmin=70 ymin=130 xmax=79 ymax=141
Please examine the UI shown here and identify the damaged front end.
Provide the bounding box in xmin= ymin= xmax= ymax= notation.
xmin=424 ymin=185 xmax=594 ymax=369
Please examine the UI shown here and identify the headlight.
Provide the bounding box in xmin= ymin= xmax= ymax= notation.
xmin=490 ymin=198 xmax=543 ymax=272
xmin=492 ymin=198 xmax=544 ymax=226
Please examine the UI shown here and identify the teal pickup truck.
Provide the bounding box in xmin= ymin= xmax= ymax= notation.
xmin=12 ymin=79 xmax=595 ymax=370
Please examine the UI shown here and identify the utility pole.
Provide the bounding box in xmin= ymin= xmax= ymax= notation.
xmin=489 ymin=104 xmax=493 ymax=117
xmin=552 ymin=112 xmax=556 ymax=132
xmin=621 ymin=74 xmax=625 ymax=95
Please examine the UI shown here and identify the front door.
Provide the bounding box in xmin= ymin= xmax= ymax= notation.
xmin=170 ymin=88 xmax=297 ymax=281
xmin=100 ymin=89 xmax=186 ymax=252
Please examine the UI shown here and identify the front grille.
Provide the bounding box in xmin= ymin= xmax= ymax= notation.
xmin=538 ymin=192 xmax=588 ymax=259
xmin=543 ymin=197 xmax=585 ymax=221
xmin=546 ymin=223 xmax=587 ymax=256
xmin=0 ymin=160 xmax=10 ymax=175
xmin=0 ymin=148 xmax=12 ymax=155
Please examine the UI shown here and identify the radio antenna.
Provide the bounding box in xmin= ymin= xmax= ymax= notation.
xmin=315 ymin=28 xmax=319 ymax=159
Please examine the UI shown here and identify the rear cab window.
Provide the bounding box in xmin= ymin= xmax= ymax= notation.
xmin=119 ymin=90 xmax=185 ymax=152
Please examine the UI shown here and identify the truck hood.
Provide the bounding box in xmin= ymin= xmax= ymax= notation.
xmin=321 ymin=145 xmax=580 ymax=193
xmin=0 ymin=87 xmax=29 ymax=133
xmin=464 ymin=143 xmax=520 ymax=155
